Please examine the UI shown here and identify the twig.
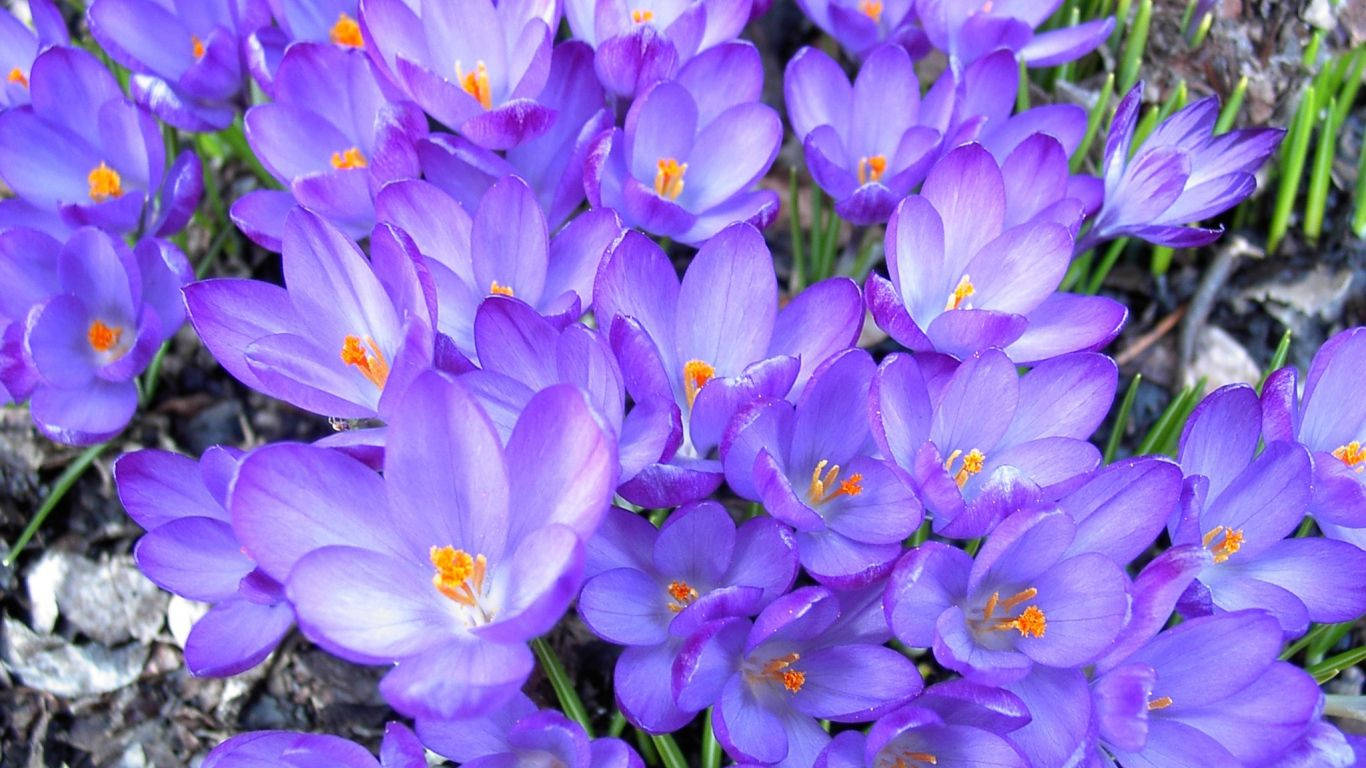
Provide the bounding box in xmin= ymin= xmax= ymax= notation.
xmin=1115 ymin=304 xmax=1187 ymax=366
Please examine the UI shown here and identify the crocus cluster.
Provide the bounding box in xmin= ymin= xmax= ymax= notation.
xmin=3 ymin=0 xmax=1354 ymax=766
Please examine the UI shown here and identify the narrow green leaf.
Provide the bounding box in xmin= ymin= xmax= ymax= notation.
xmin=1355 ymin=123 xmax=1366 ymax=237
xmin=1305 ymin=98 xmax=1339 ymax=242
xmin=1309 ymin=645 xmax=1366 ymax=684
xmin=1281 ymin=622 xmax=1332 ymax=660
xmin=1189 ymin=10 xmax=1212 ymax=46
xmin=1331 ymin=47 xmax=1366 ymax=129
xmin=1213 ymin=75 xmax=1249 ymax=134
xmin=788 ymin=165 xmax=804 ymax=292
xmin=608 ymin=711 xmax=628 ymax=739
xmin=1302 ymin=29 xmax=1324 ymax=70
xmin=1308 ymin=621 xmax=1356 ymax=663
xmin=531 ymin=637 xmax=594 ymax=736
xmin=1071 ymin=73 xmax=1115 ymax=173
xmin=1268 ymin=85 xmax=1318 ymax=254
xmin=1108 ymin=0 xmax=1132 ymax=52
xmin=1104 ymin=373 xmax=1143 ymax=463
xmin=1117 ymin=0 xmax=1152 ymax=93
xmin=5 ymin=442 xmax=111 ymax=566
xmin=651 ymin=734 xmax=689 ymax=768
xmin=1083 ymin=237 xmax=1128 ymax=294
xmin=702 ymin=709 xmax=723 ymax=768
xmin=1257 ymin=328 xmax=1292 ymax=393
xmin=1017 ymin=57 xmax=1031 ymax=112
xmin=634 ymin=729 xmax=660 ymax=766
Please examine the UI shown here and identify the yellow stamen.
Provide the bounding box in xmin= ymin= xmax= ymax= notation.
xmin=87 ymin=161 xmax=123 ymax=202
xmin=942 ymin=448 xmax=985 ymax=488
xmin=1147 ymin=696 xmax=1173 ymax=711
xmin=666 ymin=580 xmax=699 ymax=612
xmin=1333 ymin=441 xmax=1365 ymax=473
xmin=631 ymin=8 xmax=654 ymax=22
xmin=760 ymin=652 xmax=805 ymax=693
xmin=944 ymin=274 xmax=975 ymax=311
xmin=87 ymin=320 xmax=122 ymax=353
xmin=981 ymin=588 xmax=1046 ymax=638
xmin=807 ymin=459 xmax=864 ymax=505
xmin=329 ymin=12 xmax=364 ymax=47
xmin=192 ymin=35 xmax=205 ymax=59
xmin=429 ymin=546 xmax=488 ymax=606
xmin=892 ymin=753 xmax=939 ymax=768
xmin=857 ymin=154 xmax=887 ymax=185
xmin=654 ymin=157 xmax=687 ymax=201
xmin=7 ymin=67 xmax=28 ymax=88
xmin=330 ymin=146 xmax=368 ymax=170
xmin=858 ymin=0 xmax=883 ymax=21
xmin=340 ymin=334 xmax=390 ymax=389
xmin=456 ymin=60 xmax=493 ymax=109
xmin=490 ymin=281 xmax=515 ymax=297
xmin=683 ymin=359 xmax=714 ymax=408
xmin=1201 ymin=526 xmax=1244 ymax=564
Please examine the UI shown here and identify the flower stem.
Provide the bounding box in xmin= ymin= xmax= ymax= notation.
xmin=702 ymin=708 xmax=722 ymax=768
xmin=651 ymin=733 xmax=689 ymax=768
xmin=531 ymin=637 xmax=594 ymax=736
xmin=4 ymin=441 xmax=110 ymax=566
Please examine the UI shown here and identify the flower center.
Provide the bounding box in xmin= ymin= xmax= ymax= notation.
xmin=808 ymin=459 xmax=864 ymax=505
xmin=654 ymin=157 xmax=687 ymax=201
xmin=683 ymin=359 xmax=714 ymax=408
xmin=1147 ymin=695 xmax=1173 ymax=711
xmin=760 ymin=652 xmax=805 ymax=693
xmin=631 ymin=8 xmax=654 ymax=22
xmin=88 ymin=161 xmax=123 ymax=202
xmin=1333 ymin=441 xmax=1365 ymax=473
xmin=7 ymin=67 xmax=27 ymax=88
xmin=489 ymin=280 xmax=515 ymax=297
xmin=890 ymin=753 xmax=938 ymax=768
xmin=666 ymin=579 xmax=698 ymax=612
xmin=329 ymin=12 xmax=364 ymax=47
xmin=87 ymin=319 xmax=123 ymax=354
xmin=1202 ymin=525 xmax=1244 ymax=564
xmin=340 ymin=334 xmax=389 ymax=389
xmin=858 ymin=0 xmax=883 ymax=21
xmin=858 ymin=155 xmax=887 ymax=185
xmin=942 ymin=448 xmax=985 ymax=488
xmin=980 ymin=587 xmax=1046 ymax=638
xmin=456 ymin=60 xmax=493 ymax=109
xmin=429 ymin=546 xmax=493 ymax=621
xmin=191 ymin=34 xmax=206 ymax=59
xmin=330 ymin=147 xmax=368 ymax=170
xmin=944 ymin=274 xmax=975 ymax=311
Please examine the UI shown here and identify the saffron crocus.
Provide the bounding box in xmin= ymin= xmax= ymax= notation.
xmin=916 ymin=0 xmax=1114 ymax=68
xmin=865 ymin=143 xmax=1126 ymax=362
xmin=418 ymin=693 xmax=643 ymax=768
xmin=1079 ymin=82 xmax=1284 ymax=250
xmin=360 ymin=0 xmax=555 ymax=149
xmin=674 ymin=586 xmax=922 ymax=767
xmin=1171 ymin=384 xmax=1366 ymax=635
xmin=3 ymin=228 xmax=190 ymax=443
xmin=204 ymin=723 xmax=425 ymax=768
xmin=375 ymin=176 xmax=622 ymax=361
xmin=1262 ymin=326 xmax=1366 ymax=548
xmin=594 ymin=224 xmax=864 ymax=507
xmin=235 ymin=42 xmax=426 ymax=249
xmin=577 ymin=502 xmax=797 ymax=731
xmin=230 ymin=372 xmax=616 ymax=719
xmin=785 ymin=44 xmax=941 ymax=225
xmin=723 ymin=349 xmax=922 ymax=587
xmin=116 ymin=447 xmax=294 ymax=676
xmin=185 ymin=208 xmax=435 ymax=426
xmin=871 ymin=349 xmax=1115 ymax=538
xmin=0 ymin=0 xmax=67 ymax=108
xmin=87 ymin=0 xmax=271 ymax=131
xmin=0 ymin=46 xmax=202 ymax=239
xmin=794 ymin=0 xmax=925 ymax=61
xmin=585 ymin=44 xmax=781 ymax=245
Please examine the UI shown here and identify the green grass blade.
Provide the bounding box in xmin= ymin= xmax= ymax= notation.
xmin=1304 ymin=99 xmax=1338 ymax=242
xmin=1104 ymin=373 xmax=1143 ymax=463
xmin=1071 ymin=73 xmax=1115 ymax=173
xmin=1017 ymin=57 xmax=1031 ymax=112
xmin=1309 ymin=645 xmax=1366 ymax=684
xmin=1355 ymin=124 xmax=1366 ymax=238
xmin=1149 ymin=244 xmax=1175 ymax=276
xmin=1267 ymin=85 xmax=1317 ymax=253
xmin=1108 ymin=0 xmax=1132 ymax=52
xmin=1083 ymin=237 xmax=1129 ymax=294
xmin=788 ymin=165 xmax=804 ymax=292
xmin=651 ymin=734 xmax=690 ymax=768
xmin=702 ymin=709 xmax=723 ymax=768
xmin=531 ymin=637 xmax=594 ymax=736
xmin=1257 ymin=328 xmax=1293 ymax=393
xmin=1302 ymin=29 xmax=1324 ymax=70
xmin=4 ymin=442 xmax=110 ymax=566
xmin=1117 ymin=0 xmax=1152 ymax=93
xmin=1213 ymin=75 xmax=1249 ymax=133
xmin=1332 ymin=47 xmax=1366 ymax=129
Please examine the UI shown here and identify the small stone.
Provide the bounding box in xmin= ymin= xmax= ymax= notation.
xmin=1183 ymin=325 xmax=1260 ymax=390
xmin=55 ymin=553 xmax=168 ymax=645
xmin=1 ymin=617 xmax=148 ymax=698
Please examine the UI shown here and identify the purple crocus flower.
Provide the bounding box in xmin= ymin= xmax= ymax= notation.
xmin=577 ymin=502 xmax=797 ymax=731
xmin=375 ymin=176 xmax=622 ymax=362
xmin=0 ymin=47 xmax=202 ymax=239
xmin=871 ymin=349 xmax=1115 ymax=538
xmin=1171 ymin=384 xmax=1366 ymax=635
xmin=116 ymin=447 xmax=294 ymax=676
xmin=593 ymin=224 xmax=864 ymax=507
xmin=785 ymin=44 xmax=941 ymax=225
xmin=234 ymin=42 xmax=426 ymax=249
xmin=359 ymin=0 xmax=556 ymax=149
xmin=418 ymin=693 xmax=643 ymax=768
xmin=88 ymin=0 xmax=271 ymax=131
xmin=1 ymin=227 xmax=190 ymax=443
xmin=585 ymin=44 xmax=781 ymax=245
xmin=1262 ymin=326 xmax=1366 ymax=548
xmin=723 ymin=349 xmax=922 ymax=587
xmin=1079 ymin=82 xmax=1284 ymax=250
xmin=244 ymin=0 xmax=367 ymax=88
xmin=563 ymin=0 xmax=748 ymax=98
xmin=185 ymin=208 xmax=435 ymax=429
xmin=229 ymin=371 xmax=616 ymax=719
xmin=674 ymin=586 xmax=922 ymax=767
xmin=0 ymin=0 xmax=67 ymax=108
xmin=916 ymin=0 xmax=1114 ymax=69
xmin=204 ymin=723 xmax=425 ymax=768
xmin=865 ymin=143 xmax=1126 ymax=362
xmin=794 ymin=0 xmax=925 ymax=61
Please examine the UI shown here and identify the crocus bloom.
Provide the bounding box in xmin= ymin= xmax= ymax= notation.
xmin=235 ymin=42 xmax=426 ymax=248
xmin=871 ymin=349 xmax=1115 ymax=538
xmin=375 ymin=176 xmax=622 ymax=362
xmin=563 ymin=0 xmax=748 ymax=98
xmin=577 ymin=502 xmax=797 ymax=731
xmin=360 ymin=0 xmax=556 ymax=149
xmin=0 ymin=46 xmax=202 ymax=239
xmin=4 ymin=227 xmax=190 ymax=443
xmin=785 ymin=44 xmax=941 ymax=225
xmin=117 ymin=447 xmax=294 ymax=676
xmin=0 ymin=0 xmax=67 ymax=108
xmin=723 ymin=349 xmax=922 ymax=587
xmin=674 ymin=586 xmax=922 ymax=767
xmin=204 ymin=723 xmax=425 ymax=768
xmin=1262 ymin=326 xmax=1366 ymax=548
xmin=1079 ymin=82 xmax=1284 ymax=250
xmin=418 ymin=693 xmax=643 ymax=768
xmin=593 ymin=224 xmax=864 ymax=507
xmin=88 ymin=0 xmax=271 ymax=131
xmin=585 ymin=44 xmax=781 ymax=244
xmin=865 ymin=143 xmax=1126 ymax=362
xmin=185 ymin=208 xmax=435 ymax=426
xmin=885 ymin=507 xmax=1130 ymax=684
xmin=230 ymin=372 xmax=616 ymax=718
xmin=1171 ymin=384 xmax=1366 ymax=635
xmin=916 ymin=0 xmax=1114 ymax=69
xmin=245 ymin=0 xmax=367 ymax=88
xmin=796 ymin=0 xmax=926 ymax=60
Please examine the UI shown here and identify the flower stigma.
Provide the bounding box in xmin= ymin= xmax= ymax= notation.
xmin=666 ymin=580 xmax=698 ymax=612
xmin=858 ymin=0 xmax=883 ymax=22
xmin=490 ymin=280 xmax=515 ymax=297
xmin=756 ymin=652 xmax=805 ymax=693
xmin=943 ymin=448 xmax=985 ymax=488
xmin=1147 ymin=696 xmax=1173 ymax=711
xmin=87 ymin=161 xmax=123 ymax=202
xmin=330 ymin=147 xmax=368 ymax=170
xmin=858 ymin=155 xmax=887 ymax=185
xmin=340 ymin=334 xmax=390 ymax=389
xmin=456 ymin=60 xmax=493 ymax=109
xmin=7 ymin=68 xmax=27 ymax=88
xmin=1333 ymin=441 xmax=1364 ymax=473
xmin=87 ymin=319 xmax=124 ymax=355
xmin=944 ymin=274 xmax=975 ymax=311
xmin=192 ymin=34 xmax=205 ymax=59
xmin=808 ymin=459 xmax=864 ymax=505
xmin=979 ymin=587 xmax=1046 ymax=638
xmin=683 ymin=359 xmax=714 ymax=408
xmin=1202 ymin=526 xmax=1244 ymax=564
xmin=654 ymin=157 xmax=687 ymax=200
xmin=330 ymin=12 xmax=364 ymax=47
xmin=632 ymin=8 xmax=654 ymax=22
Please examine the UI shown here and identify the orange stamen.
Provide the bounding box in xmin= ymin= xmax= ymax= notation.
xmin=87 ymin=320 xmax=122 ymax=353
xmin=807 ymin=459 xmax=864 ymax=505
xmin=1147 ymin=696 xmax=1173 ymax=711
xmin=340 ymin=334 xmax=390 ymax=389
xmin=429 ymin=545 xmax=488 ymax=607
xmin=666 ymin=580 xmax=699 ymax=612
xmin=490 ymin=281 xmax=515 ymax=297
xmin=683 ymin=359 xmax=714 ymax=408
xmin=7 ymin=67 xmax=27 ymax=88
xmin=892 ymin=754 xmax=939 ymax=767
xmin=330 ymin=146 xmax=368 ymax=170
xmin=1201 ymin=526 xmax=1244 ymax=564
xmin=1333 ymin=441 xmax=1365 ymax=473
xmin=456 ymin=60 xmax=493 ymax=109
xmin=981 ymin=588 xmax=1046 ymax=638
xmin=758 ymin=652 xmax=805 ymax=693
xmin=87 ymin=162 xmax=123 ymax=202
xmin=329 ymin=12 xmax=364 ymax=47
xmin=631 ymin=8 xmax=654 ymax=22
xmin=654 ymin=157 xmax=687 ymax=201
xmin=192 ymin=35 xmax=205 ymax=59
xmin=857 ymin=154 xmax=887 ymax=185
xmin=944 ymin=274 xmax=975 ymax=311
xmin=942 ymin=448 xmax=985 ymax=488
xmin=858 ymin=0 xmax=883 ymax=21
